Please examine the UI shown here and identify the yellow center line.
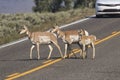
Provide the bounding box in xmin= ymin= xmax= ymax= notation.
xmin=112 ymin=31 xmax=117 ymax=34
xmin=5 ymin=31 xmax=120 ymax=80
xmin=6 ymin=73 xmax=20 ymax=78
xmin=72 ymin=48 xmax=79 ymax=51
xmin=43 ymin=60 xmax=53 ymax=64
xmin=95 ymin=31 xmax=120 ymax=45
xmin=69 ymin=49 xmax=81 ymax=57
xmin=5 ymin=58 xmax=62 ymax=80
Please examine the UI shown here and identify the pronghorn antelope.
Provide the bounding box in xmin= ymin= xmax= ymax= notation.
xmin=51 ymin=25 xmax=89 ymax=58
xmin=79 ymin=34 xmax=96 ymax=59
xmin=20 ymin=25 xmax=63 ymax=60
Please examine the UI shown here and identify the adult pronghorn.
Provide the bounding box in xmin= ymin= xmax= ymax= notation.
xmin=51 ymin=25 xmax=89 ymax=58
xmin=79 ymin=34 xmax=96 ymax=59
xmin=20 ymin=25 xmax=63 ymax=60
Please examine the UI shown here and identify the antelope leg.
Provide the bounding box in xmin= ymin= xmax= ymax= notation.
xmin=78 ymin=43 xmax=83 ymax=58
xmin=36 ymin=43 xmax=40 ymax=60
xmin=82 ymin=44 xmax=86 ymax=59
xmin=85 ymin=45 xmax=88 ymax=58
xmin=30 ymin=45 xmax=35 ymax=59
xmin=47 ymin=45 xmax=53 ymax=59
xmin=64 ymin=43 xmax=68 ymax=58
xmin=52 ymin=42 xmax=64 ymax=58
xmin=91 ymin=43 xmax=95 ymax=59
xmin=68 ymin=44 xmax=77 ymax=58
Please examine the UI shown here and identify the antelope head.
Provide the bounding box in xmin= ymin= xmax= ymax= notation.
xmin=51 ymin=25 xmax=59 ymax=33
xmin=78 ymin=29 xmax=89 ymax=36
xmin=52 ymin=25 xmax=65 ymax=38
xmin=20 ymin=25 xmax=28 ymax=34
xmin=78 ymin=29 xmax=84 ymax=35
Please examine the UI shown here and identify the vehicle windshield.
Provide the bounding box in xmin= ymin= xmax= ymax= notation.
xmin=96 ymin=0 xmax=120 ymax=4
xmin=97 ymin=0 xmax=119 ymax=1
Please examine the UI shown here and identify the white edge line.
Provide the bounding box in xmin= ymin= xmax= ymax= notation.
xmin=0 ymin=15 xmax=95 ymax=49
xmin=60 ymin=15 xmax=95 ymax=29
xmin=60 ymin=17 xmax=88 ymax=28
xmin=0 ymin=37 xmax=28 ymax=49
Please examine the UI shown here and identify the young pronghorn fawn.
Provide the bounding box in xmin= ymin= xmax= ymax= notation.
xmin=79 ymin=34 xmax=96 ymax=59
xmin=51 ymin=25 xmax=89 ymax=58
xmin=20 ymin=25 xmax=63 ymax=60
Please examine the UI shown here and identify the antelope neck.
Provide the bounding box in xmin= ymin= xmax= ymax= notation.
xmin=26 ymin=31 xmax=32 ymax=39
xmin=57 ymin=29 xmax=65 ymax=38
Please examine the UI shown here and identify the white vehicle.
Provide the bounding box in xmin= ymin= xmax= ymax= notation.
xmin=95 ymin=0 xmax=120 ymax=17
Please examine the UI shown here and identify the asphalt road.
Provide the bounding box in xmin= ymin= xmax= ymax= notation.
xmin=0 ymin=16 xmax=120 ymax=80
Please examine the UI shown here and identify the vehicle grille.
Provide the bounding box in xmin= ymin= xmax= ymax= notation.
xmin=103 ymin=9 xmax=120 ymax=12
xmin=103 ymin=4 xmax=120 ymax=7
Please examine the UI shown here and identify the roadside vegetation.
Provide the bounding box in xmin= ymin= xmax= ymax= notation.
xmin=0 ymin=8 xmax=95 ymax=45
xmin=0 ymin=0 xmax=95 ymax=45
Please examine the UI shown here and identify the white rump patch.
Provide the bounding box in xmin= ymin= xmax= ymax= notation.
xmin=39 ymin=36 xmax=51 ymax=43
xmin=70 ymin=35 xmax=79 ymax=42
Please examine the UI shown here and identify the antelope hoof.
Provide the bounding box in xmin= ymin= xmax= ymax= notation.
xmin=82 ymin=57 xmax=85 ymax=59
xmin=64 ymin=55 xmax=67 ymax=59
xmin=68 ymin=55 xmax=71 ymax=58
xmin=47 ymin=57 xmax=50 ymax=59
xmin=61 ymin=56 xmax=65 ymax=59
xmin=30 ymin=57 xmax=32 ymax=60
xmin=38 ymin=57 xmax=40 ymax=60
xmin=82 ymin=56 xmax=86 ymax=59
xmin=92 ymin=57 xmax=95 ymax=60
xmin=83 ymin=56 xmax=85 ymax=59
xmin=85 ymin=55 xmax=87 ymax=59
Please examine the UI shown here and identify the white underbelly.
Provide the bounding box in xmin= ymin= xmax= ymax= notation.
xmin=85 ymin=39 xmax=91 ymax=45
xmin=80 ymin=39 xmax=91 ymax=45
xmin=39 ymin=36 xmax=51 ymax=44
xmin=70 ymin=35 xmax=79 ymax=42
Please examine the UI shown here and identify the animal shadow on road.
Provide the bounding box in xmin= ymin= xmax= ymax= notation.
xmin=0 ymin=57 xmax=63 ymax=62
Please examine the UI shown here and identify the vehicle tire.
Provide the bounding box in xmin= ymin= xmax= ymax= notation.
xmin=96 ymin=14 xmax=103 ymax=18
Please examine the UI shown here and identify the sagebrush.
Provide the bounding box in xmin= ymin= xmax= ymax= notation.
xmin=0 ymin=8 xmax=95 ymax=45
